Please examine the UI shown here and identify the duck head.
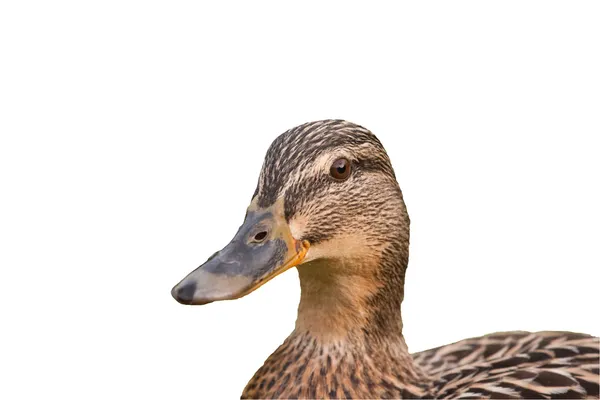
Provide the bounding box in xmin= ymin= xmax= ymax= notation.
xmin=172 ymin=120 xmax=409 ymax=323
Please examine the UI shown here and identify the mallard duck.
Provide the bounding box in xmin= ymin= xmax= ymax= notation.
xmin=171 ymin=120 xmax=599 ymax=399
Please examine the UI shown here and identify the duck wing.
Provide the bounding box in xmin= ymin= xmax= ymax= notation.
xmin=412 ymin=331 xmax=599 ymax=399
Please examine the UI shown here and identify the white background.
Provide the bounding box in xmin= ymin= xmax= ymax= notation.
xmin=1 ymin=2 xmax=599 ymax=399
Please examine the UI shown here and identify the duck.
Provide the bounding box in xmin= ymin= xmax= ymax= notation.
xmin=171 ymin=120 xmax=599 ymax=399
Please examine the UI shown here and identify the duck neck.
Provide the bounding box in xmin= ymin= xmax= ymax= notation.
xmin=252 ymin=251 xmax=432 ymax=398
xmin=243 ymin=224 xmax=432 ymax=398
xmin=295 ymin=256 xmax=406 ymax=342
xmin=292 ymin=243 xmax=423 ymax=372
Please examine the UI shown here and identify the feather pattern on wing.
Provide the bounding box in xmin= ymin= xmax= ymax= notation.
xmin=412 ymin=331 xmax=600 ymax=399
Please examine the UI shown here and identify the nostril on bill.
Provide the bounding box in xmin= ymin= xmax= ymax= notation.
xmin=172 ymin=282 xmax=197 ymax=304
xmin=253 ymin=231 xmax=268 ymax=242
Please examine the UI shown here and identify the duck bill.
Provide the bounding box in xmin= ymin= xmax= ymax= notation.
xmin=171 ymin=201 xmax=309 ymax=305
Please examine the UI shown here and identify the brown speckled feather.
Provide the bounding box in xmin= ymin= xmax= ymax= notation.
xmin=413 ymin=331 xmax=600 ymax=398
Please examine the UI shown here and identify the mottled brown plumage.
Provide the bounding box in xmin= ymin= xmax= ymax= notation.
xmin=179 ymin=120 xmax=599 ymax=399
xmin=414 ymin=331 xmax=599 ymax=399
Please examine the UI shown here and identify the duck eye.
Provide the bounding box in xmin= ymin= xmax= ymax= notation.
xmin=330 ymin=158 xmax=351 ymax=180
